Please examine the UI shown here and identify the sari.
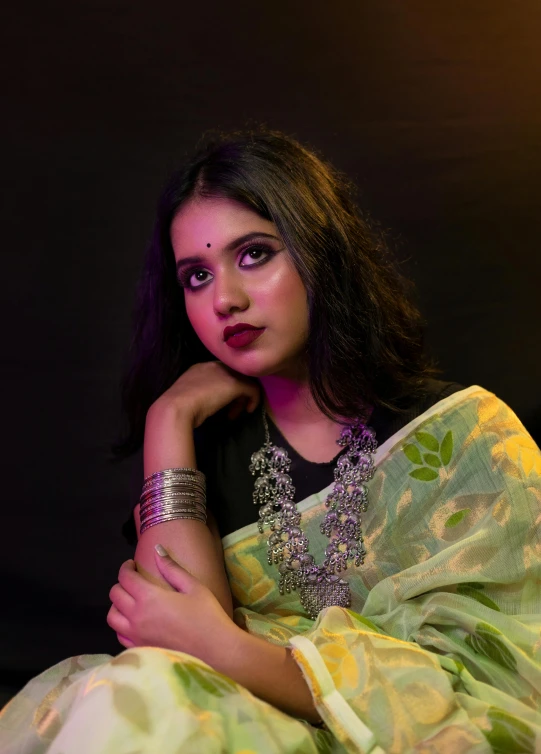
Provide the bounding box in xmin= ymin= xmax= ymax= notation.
xmin=2 ymin=386 xmax=540 ymax=753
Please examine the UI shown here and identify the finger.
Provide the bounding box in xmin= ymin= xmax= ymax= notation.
xmin=154 ymin=544 xmax=197 ymax=593
xmin=118 ymin=560 xmax=147 ymax=599
xmin=107 ymin=604 xmax=131 ymax=637
xmin=109 ymin=582 xmax=136 ymax=617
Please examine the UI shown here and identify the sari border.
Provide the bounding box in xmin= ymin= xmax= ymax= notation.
xmin=289 ymin=634 xmax=385 ymax=754
xmin=222 ymin=385 xmax=486 ymax=550
xmin=371 ymin=384 xmax=485 ymax=466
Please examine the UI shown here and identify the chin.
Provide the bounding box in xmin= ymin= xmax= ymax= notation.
xmin=234 ymin=357 xmax=307 ymax=381
xmin=217 ymin=351 xmax=283 ymax=378
xmin=223 ymin=359 xmax=274 ymax=378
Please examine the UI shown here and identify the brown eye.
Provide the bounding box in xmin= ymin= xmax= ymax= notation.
xmin=178 ymin=268 xmax=213 ymax=290
xmin=189 ymin=270 xmax=212 ymax=288
xmin=239 ymin=246 xmax=273 ymax=267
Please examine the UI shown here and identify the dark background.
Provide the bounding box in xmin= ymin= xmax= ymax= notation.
xmin=2 ymin=1 xmax=540 ymax=702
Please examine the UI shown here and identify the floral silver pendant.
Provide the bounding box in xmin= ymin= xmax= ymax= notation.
xmin=249 ymin=413 xmax=377 ymax=621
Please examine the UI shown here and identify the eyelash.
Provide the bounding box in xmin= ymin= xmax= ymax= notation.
xmin=178 ymin=244 xmax=275 ymax=291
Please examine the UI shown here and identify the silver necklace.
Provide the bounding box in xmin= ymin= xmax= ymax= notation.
xmin=249 ymin=409 xmax=377 ymax=620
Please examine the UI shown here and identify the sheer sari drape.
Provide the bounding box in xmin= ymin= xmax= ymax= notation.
xmin=2 ymin=387 xmax=540 ymax=753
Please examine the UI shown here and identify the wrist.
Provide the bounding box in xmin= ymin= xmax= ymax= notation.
xmin=144 ymin=401 xmax=197 ymax=476
xmin=206 ymin=621 xmax=246 ymax=673
xmin=211 ymin=626 xmax=320 ymax=723
xmin=147 ymin=397 xmax=195 ymax=430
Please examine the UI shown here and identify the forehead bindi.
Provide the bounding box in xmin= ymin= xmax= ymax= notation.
xmin=171 ymin=197 xmax=277 ymax=259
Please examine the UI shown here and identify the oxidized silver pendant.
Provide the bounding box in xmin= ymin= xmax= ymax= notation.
xmin=299 ymin=570 xmax=351 ymax=620
xmin=250 ymin=411 xmax=377 ymax=621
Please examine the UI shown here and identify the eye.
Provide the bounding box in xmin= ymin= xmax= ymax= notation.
xmin=190 ymin=269 xmax=213 ymax=288
xmin=239 ymin=245 xmax=272 ymax=267
xmin=179 ymin=268 xmax=213 ymax=290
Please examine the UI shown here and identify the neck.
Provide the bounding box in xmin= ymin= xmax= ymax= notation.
xmin=259 ymin=375 xmax=332 ymax=427
xmin=258 ymin=375 xmax=347 ymax=462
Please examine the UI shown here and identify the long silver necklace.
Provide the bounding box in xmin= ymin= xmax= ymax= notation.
xmin=249 ymin=409 xmax=377 ymax=620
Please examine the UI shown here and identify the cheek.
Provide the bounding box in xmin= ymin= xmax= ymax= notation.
xmin=184 ymin=297 xmax=210 ymax=343
xmin=269 ymin=272 xmax=309 ymax=324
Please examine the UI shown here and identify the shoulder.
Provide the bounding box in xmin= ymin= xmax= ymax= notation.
xmin=370 ymin=379 xmax=465 ymax=445
xmin=413 ymin=378 xmax=466 ymax=413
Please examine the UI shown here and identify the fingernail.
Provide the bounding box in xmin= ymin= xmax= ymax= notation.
xmin=155 ymin=544 xmax=168 ymax=557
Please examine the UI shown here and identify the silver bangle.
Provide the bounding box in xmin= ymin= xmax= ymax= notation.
xmin=140 ymin=514 xmax=206 ymax=534
xmin=139 ymin=468 xmax=207 ymax=535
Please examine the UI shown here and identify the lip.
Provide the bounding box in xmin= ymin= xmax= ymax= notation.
xmin=223 ymin=323 xmax=261 ymax=341
xmin=223 ymin=323 xmax=265 ymax=349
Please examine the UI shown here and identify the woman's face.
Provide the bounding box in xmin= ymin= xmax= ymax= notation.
xmin=170 ymin=196 xmax=310 ymax=378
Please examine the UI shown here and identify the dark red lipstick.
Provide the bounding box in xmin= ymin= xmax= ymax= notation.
xmin=223 ymin=323 xmax=265 ymax=349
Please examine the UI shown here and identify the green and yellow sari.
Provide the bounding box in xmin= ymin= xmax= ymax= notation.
xmin=2 ymin=387 xmax=540 ymax=753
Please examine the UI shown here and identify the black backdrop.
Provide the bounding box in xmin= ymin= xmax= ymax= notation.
xmin=2 ymin=1 xmax=540 ymax=700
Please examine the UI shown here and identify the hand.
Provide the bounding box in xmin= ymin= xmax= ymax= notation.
xmin=150 ymin=361 xmax=261 ymax=429
xmin=107 ymin=545 xmax=239 ymax=664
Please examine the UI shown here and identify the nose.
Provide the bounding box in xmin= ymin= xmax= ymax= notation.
xmin=212 ymin=269 xmax=250 ymax=317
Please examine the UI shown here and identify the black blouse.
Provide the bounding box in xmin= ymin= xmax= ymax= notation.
xmin=123 ymin=379 xmax=463 ymax=544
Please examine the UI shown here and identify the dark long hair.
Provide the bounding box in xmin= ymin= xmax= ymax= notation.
xmin=113 ymin=128 xmax=433 ymax=459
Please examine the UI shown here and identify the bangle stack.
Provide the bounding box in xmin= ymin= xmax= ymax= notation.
xmin=139 ymin=468 xmax=207 ymax=535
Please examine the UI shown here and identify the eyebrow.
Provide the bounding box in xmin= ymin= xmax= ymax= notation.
xmin=175 ymin=232 xmax=280 ymax=271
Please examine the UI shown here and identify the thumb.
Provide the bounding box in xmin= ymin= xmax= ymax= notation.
xmin=154 ymin=545 xmax=196 ymax=593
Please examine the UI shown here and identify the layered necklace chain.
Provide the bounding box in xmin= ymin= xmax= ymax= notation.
xmin=249 ymin=409 xmax=377 ymax=620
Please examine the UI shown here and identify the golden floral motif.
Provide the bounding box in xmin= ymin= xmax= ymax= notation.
xmin=501 ymin=435 xmax=541 ymax=477
xmin=319 ymin=642 xmax=359 ymax=688
xmin=226 ymin=552 xmax=276 ymax=606
xmin=478 ymin=396 xmax=501 ymax=425
xmin=400 ymin=681 xmax=450 ymax=725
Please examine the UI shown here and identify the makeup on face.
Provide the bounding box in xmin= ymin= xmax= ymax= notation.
xmin=170 ymin=197 xmax=310 ymax=378
xmin=223 ymin=323 xmax=266 ymax=349
xmin=175 ymin=232 xmax=282 ymax=292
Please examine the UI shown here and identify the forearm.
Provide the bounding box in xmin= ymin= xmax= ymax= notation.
xmin=135 ymin=403 xmax=316 ymax=719
xmin=216 ymin=628 xmax=320 ymax=724
xmin=134 ymin=401 xmax=233 ymax=617
xmin=134 ymin=519 xmax=232 ymax=613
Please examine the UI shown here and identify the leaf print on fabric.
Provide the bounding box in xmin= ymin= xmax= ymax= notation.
xmin=465 ymin=623 xmax=517 ymax=671
xmin=312 ymin=728 xmax=335 ymax=754
xmin=172 ymin=661 xmax=191 ymax=686
xmin=457 ymin=584 xmax=501 ymax=611
xmin=403 ymin=443 xmax=423 ymax=464
xmin=440 ymin=431 xmax=453 ymax=465
xmin=484 ymin=707 xmax=535 ymax=753
xmin=445 ymin=509 xmax=470 ymax=528
xmin=347 ymin=612 xmax=382 ymax=633
xmin=433 ymin=492 xmax=501 ymax=542
xmin=172 ymin=662 xmax=237 ymax=699
xmin=112 ymin=684 xmax=151 ymax=733
xmin=405 ymin=430 xmax=454 ymax=481
xmin=415 ymin=431 xmax=439 ymax=452
xmin=462 ymin=582 xmax=486 ymax=589
xmin=409 ymin=467 xmax=439 ymax=481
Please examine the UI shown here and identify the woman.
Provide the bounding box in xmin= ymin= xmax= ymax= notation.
xmin=2 ymin=130 xmax=540 ymax=753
